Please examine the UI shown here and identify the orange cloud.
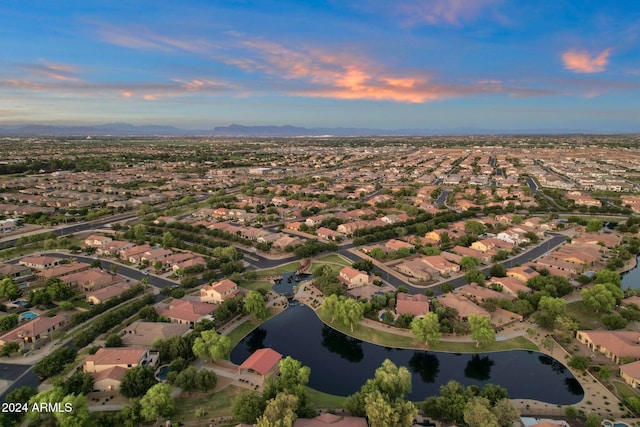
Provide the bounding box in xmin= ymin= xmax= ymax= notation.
xmin=562 ymin=48 xmax=612 ymax=73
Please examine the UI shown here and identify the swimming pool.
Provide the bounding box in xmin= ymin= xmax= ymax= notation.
xmin=11 ymin=300 xmax=28 ymax=307
xmin=19 ymin=311 xmax=38 ymax=321
xmin=602 ymin=420 xmax=631 ymax=427
xmin=155 ymin=365 xmax=170 ymax=381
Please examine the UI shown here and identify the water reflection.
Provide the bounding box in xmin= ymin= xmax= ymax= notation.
xmin=246 ymin=327 xmax=267 ymax=353
xmin=538 ymin=354 xmax=567 ymax=374
xmin=464 ymin=354 xmax=494 ymax=381
xmin=408 ymin=352 xmax=440 ymax=383
xmin=321 ymin=326 xmax=364 ymax=363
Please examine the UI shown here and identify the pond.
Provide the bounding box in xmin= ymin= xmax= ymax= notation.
xmin=621 ymin=255 xmax=640 ymax=290
xmin=272 ymin=272 xmax=312 ymax=295
xmin=230 ymin=304 xmax=583 ymax=404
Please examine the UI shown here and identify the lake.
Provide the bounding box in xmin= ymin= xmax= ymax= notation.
xmin=230 ymin=304 xmax=583 ymax=404
xmin=622 ymin=255 xmax=640 ymax=290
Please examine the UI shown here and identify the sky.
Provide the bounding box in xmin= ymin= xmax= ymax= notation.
xmin=1 ymin=0 xmax=639 ymax=132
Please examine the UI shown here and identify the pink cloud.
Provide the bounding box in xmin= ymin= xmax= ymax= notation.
xmin=18 ymin=61 xmax=81 ymax=82
xmin=562 ymin=48 xmax=612 ymax=73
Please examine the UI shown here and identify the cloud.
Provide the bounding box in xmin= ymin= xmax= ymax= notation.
xmin=17 ymin=61 xmax=81 ymax=82
xmin=562 ymin=48 xmax=612 ymax=73
xmin=398 ymin=0 xmax=502 ymax=26
xmin=93 ymin=22 xmax=216 ymax=54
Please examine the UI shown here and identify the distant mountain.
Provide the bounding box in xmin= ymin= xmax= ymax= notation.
xmin=0 ymin=122 xmax=632 ymax=137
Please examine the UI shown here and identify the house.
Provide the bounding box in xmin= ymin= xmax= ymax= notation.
xmin=620 ymin=361 xmax=640 ymax=388
xmin=452 ymin=246 xmax=491 ymax=263
xmin=272 ymin=235 xmax=302 ymax=251
xmin=419 ymin=255 xmax=460 ymax=276
xmin=396 ymin=293 xmax=430 ymax=317
xmin=63 ymin=268 xmax=116 ymax=292
xmin=172 ymin=256 xmax=206 ymax=272
xmin=316 ymin=227 xmax=343 ymax=241
xmin=506 ymin=266 xmax=540 ymax=283
xmin=86 ymin=282 xmax=132 ymax=304
xmin=488 ymin=276 xmax=532 ymax=296
xmin=384 ymin=239 xmax=413 ymax=252
xmin=338 ymin=267 xmax=370 ymax=289
xmin=38 ymin=262 xmax=90 ymax=280
xmin=437 ymin=293 xmax=490 ymax=321
xmin=395 ymin=260 xmax=436 ymax=282
xmin=200 ymin=279 xmax=240 ymax=304
xmin=84 ymin=234 xmax=113 ymax=249
xmin=576 ymin=330 xmax=640 ymax=364
xmin=238 ymin=348 xmax=282 ymax=379
xmin=0 ymin=315 xmax=66 ymax=349
xmin=84 ymin=347 xmax=159 ymax=390
xmin=97 ymin=240 xmax=133 ymax=256
xmin=459 ymin=283 xmax=515 ymax=302
xmin=121 ymin=320 xmax=191 ymax=347
xmin=0 ymin=263 xmax=33 ymax=283
xmin=84 ymin=347 xmax=159 ymax=373
xmin=120 ymin=244 xmax=152 ymax=263
xmin=158 ymin=299 xmax=216 ymax=324
xmin=19 ymin=255 xmax=63 ymax=270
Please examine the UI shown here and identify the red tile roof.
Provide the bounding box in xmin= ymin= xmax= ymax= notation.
xmin=239 ymin=348 xmax=282 ymax=376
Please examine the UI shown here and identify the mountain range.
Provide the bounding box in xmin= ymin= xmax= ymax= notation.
xmin=0 ymin=123 xmax=624 ymax=137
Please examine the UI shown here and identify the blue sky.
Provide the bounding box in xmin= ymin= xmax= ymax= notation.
xmin=1 ymin=0 xmax=639 ymax=131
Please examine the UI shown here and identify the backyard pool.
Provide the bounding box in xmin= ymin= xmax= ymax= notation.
xmin=10 ymin=300 xmax=28 ymax=307
xmin=19 ymin=311 xmax=38 ymax=321
xmin=156 ymin=365 xmax=170 ymax=381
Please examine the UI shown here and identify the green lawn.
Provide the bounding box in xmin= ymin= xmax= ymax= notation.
xmin=316 ymin=310 xmax=538 ymax=352
xmin=566 ymin=300 xmax=604 ymax=330
xmin=613 ymin=380 xmax=638 ymax=400
xmin=171 ymin=385 xmax=245 ymax=422
xmin=314 ymin=254 xmax=352 ymax=266
xmin=255 ymin=262 xmax=302 ymax=276
xmin=306 ymin=387 xmax=346 ymax=409
xmin=225 ymin=320 xmax=259 ymax=348
xmin=238 ymin=280 xmax=273 ymax=292
xmin=310 ymin=262 xmax=344 ymax=275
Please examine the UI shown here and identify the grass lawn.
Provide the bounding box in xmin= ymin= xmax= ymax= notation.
xmin=306 ymin=386 xmax=346 ymax=410
xmin=310 ymin=262 xmax=344 ymax=275
xmin=226 ymin=320 xmax=259 ymax=348
xmin=566 ymin=300 xmax=604 ymax=330
xmin=255 ymin=262 xmax=302 ymax=276
xmin=171 ymin=385 xmax=244 ymax=422
xmin=613 ymin=380 xmax=638 ymax=400
xmin=238 ymin=280 xmax=273 ymax=292
xmin=317 ymin=310 xmax=538 ymax=352
xmin=314 ymin=254 xmax=351 ymax=266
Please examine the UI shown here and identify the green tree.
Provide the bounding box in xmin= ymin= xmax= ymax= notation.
xmin=465 ymin=221 xmax=486 ymax=236
xmin=140 ymin=383 xmax=175 ymax=423
xmin=460 ymin=256 xmax=481 ymax=271
xmin=340 ymin=297 xmax=364 ymax=332
xmin=232 ymin=391 xmax=267 ymax=424
xmin=585 ymin=220 xmax=603 ymax=233
xmin=192 ymin=330 xmax=232 ymax=361
xmin=0 ymin=313 xmax=19 ymax=332
xmin=120 ymin=366 xmax=157 ymax=398
xmin=568 ymin=355 xmax=590 ymax=372
xmin=464 ymin=269 xmax=486 ymax=285
xmin=245 ymin=290 xmax=268 ymax=320
xmin=586 ymin=412 xmax=603 ymax=427
xmin=581 ymin=284 xmax=616 ymax=313
xmin=463 ymin=396 xmax=498 ymax=427
xmin=489 ymin=263 xmax=506 ymax=278
xmin=257 ymin=393 xmax=298 ymax=427
xmin=105 ymin=333 xmax=124 ymax=347
xmin=57 ymin=370 xmax=94 ymax=396
xmin=594 ymin=269 xmax=621 ymax=287
xmin=536 ymin=296 xmax=566 ymax=329
xmin=410 ymin=313 xmax=441 ymax=347
xmin=173 ymin=366 xmax=217 ymax=394
xmin=491 ymin=398 xmax=520 ymax=427
xmin=469 ymin=315 xmax=495 ymax=348
xmin=0 ymin=278 xmax=20 ymax=300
